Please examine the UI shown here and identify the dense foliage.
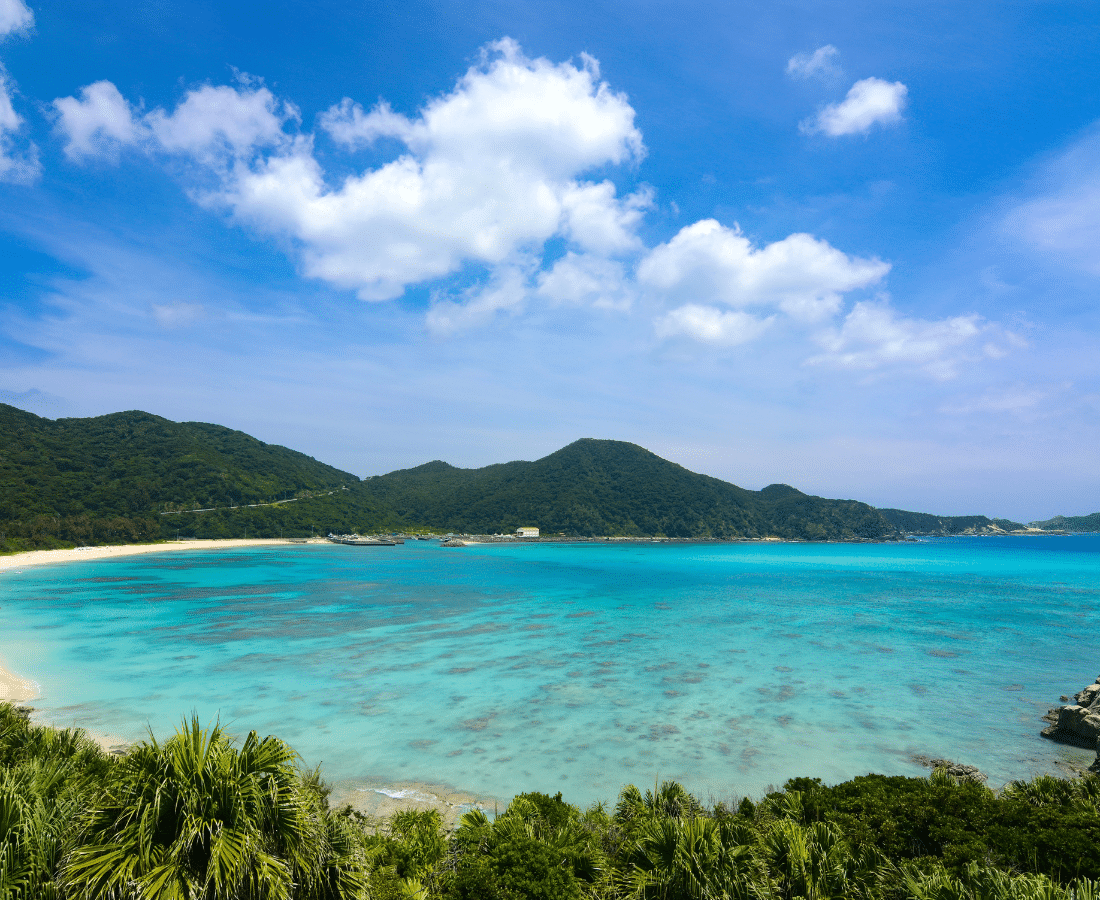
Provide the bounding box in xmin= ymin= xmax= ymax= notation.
xmin=4 ymin=702 xmax=1100 ymax=899
xmin=876 ymin=509 xmax=1026 ymax=536
xmin=1030 ymin=513 xmax=1100 ymax=533
xmin=360 ymin=439 xmax=899 ymax=540
xmin=0 ymin=404 xmax=390 ymax=550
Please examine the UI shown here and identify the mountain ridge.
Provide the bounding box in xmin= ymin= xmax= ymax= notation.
xmin=0 ymin=404 xmax=1066 ymax=550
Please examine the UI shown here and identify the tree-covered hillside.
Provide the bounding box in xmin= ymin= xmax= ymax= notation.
xmin=360 ymin=438 xmax=898 ymax=540
xmin=3 ymin=405 xmax=1034 ymax=550
xmin=0 ymin=403 xmax=391 ymax=550
xmin=877 ymin=508 xmax=1026 ymax=536
xmin=1030 ymin=512 xmax=1100 ymax=533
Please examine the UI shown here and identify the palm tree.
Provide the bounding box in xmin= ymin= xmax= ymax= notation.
xmin=626 ymin=815 xmax=762 ymax=900
xmin=616 ymin=781 xmax=704 ymax=827
xmin=761 ymin=819 xmax=858 ymax=900
xmin=59 ymin=716 xmax=367 ymax=899
xmin=0 ymin=702 xmax=111 ymax=900
xmin=0 ymin=756 xmax=94 ymax=900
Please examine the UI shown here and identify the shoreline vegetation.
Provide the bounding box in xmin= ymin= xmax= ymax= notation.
xmin=2 ymin=703 xmax=1099 ymax=899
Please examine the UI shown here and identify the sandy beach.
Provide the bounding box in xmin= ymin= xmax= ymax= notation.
xmin=0 ymin=537 xmax=333 ymax=572
xmin=0 ymin=662 xmax=39 ymax=703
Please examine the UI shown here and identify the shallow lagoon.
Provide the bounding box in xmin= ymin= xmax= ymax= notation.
xmin=2 ymin=535 xmax=1097 ymax=805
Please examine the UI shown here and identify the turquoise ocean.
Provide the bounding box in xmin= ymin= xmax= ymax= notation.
xmin=1 ymin=536 xmax=1097 ymax=806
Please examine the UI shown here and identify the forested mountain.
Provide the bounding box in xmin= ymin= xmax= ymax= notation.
xmin=2 ymin=404 xmax=1044 ymax=550
xmin=359 ymin=438 xmax=896 ymax=540
xmin=877 ymin=508 xmax=1026 ymax=535
xmin=1030 ymin=512 xmax=1100 ymax=532
xmin=0 ymin=403 xmax=391 ymax=549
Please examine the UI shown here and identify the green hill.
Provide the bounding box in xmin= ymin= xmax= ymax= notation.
xmin=4 ymin=404 xmax=1032 ymax=550
xmin=360 ymin=438 xmax=897 ymax=540
xmin=1030 ymin=512 xmax=1100 ymax=533
xmin=877 ymin=508 xmax=1026 ymax=536
xmin=0 ymin=403 xmax=395 ymax=550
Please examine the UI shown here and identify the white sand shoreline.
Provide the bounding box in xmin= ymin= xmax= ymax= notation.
xmin=0 ymin=662 xmax=39 ymax=703
xmin=0 ymin=537 xmax=334 ymax=572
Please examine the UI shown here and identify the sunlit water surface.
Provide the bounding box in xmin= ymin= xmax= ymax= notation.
xmin=2 ymin=536 xmax=1098 ymax=805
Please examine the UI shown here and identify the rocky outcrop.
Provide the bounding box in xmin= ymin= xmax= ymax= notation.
xmin=911 ymin=755 xmax=988 ymax=784
xmin=1042 ymin=677 xmax=1100 ymax=774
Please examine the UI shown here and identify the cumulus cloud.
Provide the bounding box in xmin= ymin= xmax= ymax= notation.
xmin=0 ymin=1 xmax=38 ymax=181
xmin=0 ymin=0 xmax=33 ymax=38
xmin=807 ymin=301 xmax=1014 ymax=379
xmin=638 ymin=219 xmax=890 ymax=322
xmin=147 ymin=84 xmax=292 ymax=159
xmin=44 ymin=38 xmax=1015 ymax=377
xmin=786 ymin=45 xmax=841 ymax=81
xmin=801 ymin=77 xmax=907 ymax=136
xmin=655 ymin=305 xmax=773 ymax=346
xmin=0 ymin=65 xmax=38 ymax=182
xmin=561 ymin=182 xmax=651 ymax=254
xmin=52 ymin=80 xmax=293 ymax=163
xmin=223 ymin=38 xmax=645 ymax=302
xmin=53 ymin=80 xmax=145 ymax=159
xmin=536 ymin=252 xmax=634 ymax=310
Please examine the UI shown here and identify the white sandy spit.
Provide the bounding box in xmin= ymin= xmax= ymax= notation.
xmin=0 ymin=538 xmax=334 ymax=573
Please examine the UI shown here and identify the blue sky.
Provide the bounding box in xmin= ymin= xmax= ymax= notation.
xmin=1 ymin=0 xmax=1098 ymax=520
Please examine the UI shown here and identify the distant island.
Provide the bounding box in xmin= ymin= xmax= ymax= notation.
xmin=1 ymin=403 xmax=1091 ymax=553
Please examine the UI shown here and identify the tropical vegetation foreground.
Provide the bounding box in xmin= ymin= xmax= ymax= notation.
xmin=2 ymin=704 xmax=1099 ymax=899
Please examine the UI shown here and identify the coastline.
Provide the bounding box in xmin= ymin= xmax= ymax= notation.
xmin=0 ymin=537 xmax=333 ymax=572
xmin=1 ymin=659 xmax=492 ymax=823
xmin=0 ymin=661 xmax=38 ymax=703
xmin=3 ymin=533 xmax=1095 ymax=814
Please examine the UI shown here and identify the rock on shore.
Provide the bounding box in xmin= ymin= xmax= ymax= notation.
xmin=910 ymin=755 xmax=988 ymax=783
xmin=1041 ymin=676 xmax=1100 ymax=772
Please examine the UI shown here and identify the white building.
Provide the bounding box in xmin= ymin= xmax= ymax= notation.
xmin=516 ymin=527 xmax=539 ymax=538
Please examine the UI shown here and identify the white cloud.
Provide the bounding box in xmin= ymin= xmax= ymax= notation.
xmin=655 ymin=305 xmax=773 ymax=346
xmin=801 ymin=77 xmax=907 ymax=137
xmin=426 ymin=264 xmax=531 ymax=335
xmin=807 ymin=301 xmax=1013 ymax=379
xmin=0 ymin=0 xmax=33 ymax=38
xmin=45 ymin=38 xmax=1014 ymax=378
xmin=0 ymin=65 xmax=37 ymax=182
xmin=638 ymin=219 xmax=889 ymax=322
xmin=0 ymin=64 xmax=17 ymax=132
xmin=560 ymin=182 xmax=651 ymax=254
xmin=148 ymin=84 xmax=292 ymax=159
xmin=536 ymin=252 xmax=634 ymax=310
xmin=53 ymin=80 xmax=293 ymax=164
xmin=786 ymin=45 xmax=841 ymax=81
xmin=319 ymin=97 xmax=413 ymax=147
xmin=53 ymin=80 xmax=145 ymax=159
xmin=223 ymin=39 xmax=644 ymax=301
xmin=1003 ymin=127 xmax=1100 ymax=276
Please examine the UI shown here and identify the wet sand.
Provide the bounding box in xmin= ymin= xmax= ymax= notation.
xmin=0 ymin=537 xmax=333 ymax=572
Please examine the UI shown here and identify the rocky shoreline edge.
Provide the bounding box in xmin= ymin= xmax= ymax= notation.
xmin=1041 ymin=675 xmax=1100 ymax=773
